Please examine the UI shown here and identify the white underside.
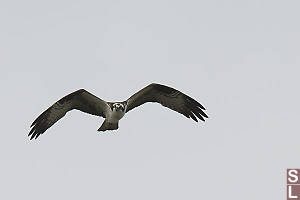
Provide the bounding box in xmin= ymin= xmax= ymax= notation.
xmin=106 ymin=110 xmax=125 ymax=123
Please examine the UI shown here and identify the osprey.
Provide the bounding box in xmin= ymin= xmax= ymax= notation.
xmin=29 ymin=83 xmax=208 ymax=139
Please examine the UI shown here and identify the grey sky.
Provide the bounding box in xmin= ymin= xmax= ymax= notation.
xmin=0 ymin=0 xmax=299 ymax=199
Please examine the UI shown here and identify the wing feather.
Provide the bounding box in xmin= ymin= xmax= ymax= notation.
xmin=126 ymin=83 xmax=208 ymax=122
xmin=29 ymin=89 xmax=109 ymax=140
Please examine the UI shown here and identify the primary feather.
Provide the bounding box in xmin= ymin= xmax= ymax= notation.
xmin=29 ymin=83 xmax=208 ymax=140
xmin=126 ymin=83 xmax=208 ymax=122
xmin=29 ymin=89 xmax=109 ymax=139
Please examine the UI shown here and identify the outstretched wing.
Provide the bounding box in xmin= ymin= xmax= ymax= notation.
xmin=29 ymin=89 xmax=109 ymax=140
xmin=126 ymin=83 xmax=208 ymax=122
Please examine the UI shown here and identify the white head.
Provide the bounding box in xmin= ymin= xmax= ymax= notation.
xmin=112 ymin=103 xmax=125 ymax=112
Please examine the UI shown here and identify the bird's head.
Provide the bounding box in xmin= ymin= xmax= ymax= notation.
xmin=112 ymin=103 xmax=125 ymax=112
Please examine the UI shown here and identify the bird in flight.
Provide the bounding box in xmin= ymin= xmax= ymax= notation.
xmin=29 ymin=83 xmax=208 ymax=139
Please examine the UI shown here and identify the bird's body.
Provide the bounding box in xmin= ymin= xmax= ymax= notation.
xmin=108 ymin=106 xmax=125 ymax=122
xmin=29 ymin=83 xmax=208 ymax=139
xmin=107 ymin=102 xmax=126 ymax=122
xmin=97 ymin=102 xmax=126 ymax=131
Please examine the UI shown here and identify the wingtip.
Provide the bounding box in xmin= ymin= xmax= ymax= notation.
xmin=28 ymin=128 xmax=35 ymax=136
xmin=201 ymin=110 xmax=208 ymax=119
xmin=28 ymin=128 xmax=38 ymax=140
xmin=189 ymin=112 xmax=198 ymax=122
xmin=30 ymin=120 xmax=37 ymax=128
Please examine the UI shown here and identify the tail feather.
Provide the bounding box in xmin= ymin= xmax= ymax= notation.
xmin=98 ymin=120 xmax=119 ymax=131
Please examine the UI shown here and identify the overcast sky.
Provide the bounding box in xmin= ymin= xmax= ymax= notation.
xmin=0 ymin=0 xmax=299 ymax=199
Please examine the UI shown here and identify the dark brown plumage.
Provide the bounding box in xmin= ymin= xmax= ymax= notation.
xmin=126 ymin=83 xmax=208 ymax=122
xmin=29 ymin=83 xmax=208 ymax=140
xmin=29 ymin=89 xmax=109 ymax=140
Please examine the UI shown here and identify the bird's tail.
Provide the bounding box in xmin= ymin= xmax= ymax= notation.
xmin=97 ymin=120 xmax=119 ymax=131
